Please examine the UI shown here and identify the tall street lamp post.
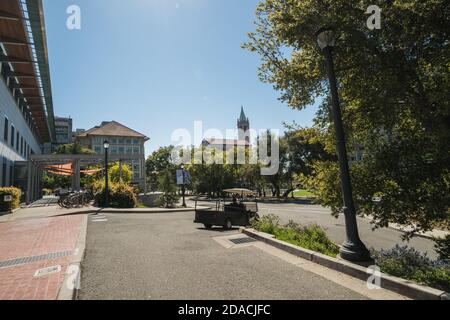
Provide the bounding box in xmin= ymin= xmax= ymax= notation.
xmin=181 ymin=165 xmax=187 ymax=207
xmin=316 ymin=27 xmax=371 ymax=262
xmin=104 ymin=140 xmax=110 ymax=208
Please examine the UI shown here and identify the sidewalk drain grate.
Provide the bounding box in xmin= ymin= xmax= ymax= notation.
xmin=229 ymin=237 xmax=257 ymax=245
xmin=0 ymin=251 xmax=73 ymax=269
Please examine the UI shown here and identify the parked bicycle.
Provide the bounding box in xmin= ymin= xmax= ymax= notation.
xmin=58 ymin=190 xmax=93 ymax=208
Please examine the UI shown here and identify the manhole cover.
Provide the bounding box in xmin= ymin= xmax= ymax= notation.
xmin=229 ymin=237 xmax=257 ymax=245
xmin=34 ymin=265 xmax=61 ymax=277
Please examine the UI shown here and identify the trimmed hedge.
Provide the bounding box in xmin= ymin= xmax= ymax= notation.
xmin=0 ymin=187 xmax=22 ymax=212
xmin=93 ymin=180 xmax=137 ymax=208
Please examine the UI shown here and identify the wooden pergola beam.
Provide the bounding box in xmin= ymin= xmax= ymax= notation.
xmin=6 ymin=71 xmax=35 ymax=78
xmin=11 ymin=83 xmax=42 ymax=89
xmin=0 ymin=36 xmax=30 ymax=46
xmin=0 ymin=10 xmax=22 ymax=21
xmin=0 ymin=56 xmax=36 ymax=64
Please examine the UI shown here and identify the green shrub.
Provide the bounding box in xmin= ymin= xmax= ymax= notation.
xmin=252 ymin=215 xmax=340 ymax=257
xmin=252 ymin=214 xmax=280 ymax=234
xmin=372 ymin=245 xmax=450 ymax=292
xmin=434 ymin=235 xmax=450 ymax=261
xmin=93 ymin=180 xmax=137 ymax=208
xmin=156 ymin=169 xmax=180 ymax=208
xmin=42 ymin=188 xmax=54 ymax=196
xmin=109 ymin=162 xmax=132 ymax=184
xmin=0 ymin=187 xmax=22 ymax=212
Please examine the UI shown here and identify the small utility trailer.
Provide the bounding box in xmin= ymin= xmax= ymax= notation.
xmin=194 ymin=189 xmax=260 ymax=229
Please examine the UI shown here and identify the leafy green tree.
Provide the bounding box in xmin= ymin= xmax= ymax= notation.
xmin=42 ymin=171 xmax=71 ymax=190
xmin=244 ymin=0 xmax=450 ymax=236
xmin=157 ymin=169 xmax=180 ymax=208
xmin=146 ymin=146 xmax=176 ymax=192
xmin=109 ymin=162 xmax=133 ymax=184
xmin=55 ymin=142 xmax=94 ymax=155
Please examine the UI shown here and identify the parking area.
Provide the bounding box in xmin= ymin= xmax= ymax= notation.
xmin=78 ymin=211 xmax=405 ymax=300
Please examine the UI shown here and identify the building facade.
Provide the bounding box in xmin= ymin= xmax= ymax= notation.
xmin=75 ymin=121 xmax=149 ymax=189
xmin=55 ymin=116 xmax=73 ymax=145
xmin=0 ymin=0 xmax=56 ymax=189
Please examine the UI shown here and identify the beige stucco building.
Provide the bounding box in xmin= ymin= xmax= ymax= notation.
xmin=75 ymin=121 xmax=149 ymax=189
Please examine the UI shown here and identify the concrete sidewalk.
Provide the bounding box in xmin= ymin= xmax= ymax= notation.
xmin=0 ymin=214 xmax=87 ymax=300
xmin=0 ymin=205 xmax=198 ymax=223
xmin=0 ymin=206 xmax=99 ymax=222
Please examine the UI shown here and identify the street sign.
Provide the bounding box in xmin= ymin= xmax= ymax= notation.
xmin=176 ymin=170 xmax=184 ymax=185
xmin=3 ymin=195 xmax=12 ymax=202
xmin=176 ymin=170 xmax=191 ymax=185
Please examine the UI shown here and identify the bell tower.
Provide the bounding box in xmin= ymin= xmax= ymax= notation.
xmin=237 ymin=106 xmax=250 ymax=143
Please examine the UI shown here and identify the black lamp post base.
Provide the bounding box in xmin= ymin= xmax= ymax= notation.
xmin=339 ymin=241 xmax=372 ymax=263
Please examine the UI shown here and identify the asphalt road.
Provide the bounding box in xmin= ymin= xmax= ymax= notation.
xmin=79 ymin=212 xmax=370 ymax=300
xmin=257 ymin=203 xmax=437 ymax=258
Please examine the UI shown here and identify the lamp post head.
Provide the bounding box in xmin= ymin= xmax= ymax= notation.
xmin=316 ymin=27 xmax=336 ymax=50
xmin=181 ymin=165 xmax=185 ymax=170
xmin=103 ymin=140 xmax=110 ymax=150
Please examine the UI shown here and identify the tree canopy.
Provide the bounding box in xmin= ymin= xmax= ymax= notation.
xmin=243 ymin=0 xmax=450 ymax=236
xmin=55 ymin=142 xmax=94 ymax=155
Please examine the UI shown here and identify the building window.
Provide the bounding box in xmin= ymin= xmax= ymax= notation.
xmin=111 ymin=138 xmax=117 ymax=144
xmin=119 ymin=147 xmax=124 ymax=154
xmin=133 ymin=147 xmax=140 ymax=154
xmin=94 ymin=146 xmax=102 ymax=154
xmin=16 ymin=132 xmax=19 ymax=152
xmin=9 ymin=164 xmax=13 ymax=186
xmin=10 ymin=125 xmax=15 ymax=147
xmin=20 ymin=137 xmax=24 ymax=155
xmin=118 ymin=138 xmax=124 ymax=144
xmin=126 ymin=147 xmax=132 ymax=154
xmin=4 ymin=117 xmax=8 ymax=142
xmin=2 ymin=159 xmax=6 ymax=187
xmin=132 ymin=139 xmax=139 ymax=145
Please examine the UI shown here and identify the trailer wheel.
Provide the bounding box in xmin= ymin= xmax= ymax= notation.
xmin=223 ymin=219 xmax=233 ymax=230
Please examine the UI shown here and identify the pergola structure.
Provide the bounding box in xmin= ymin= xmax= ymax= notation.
xmin=18 ymin=153 xmax=145 ymax=204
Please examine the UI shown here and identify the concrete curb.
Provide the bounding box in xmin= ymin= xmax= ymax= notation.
xmin=97 ymin=207 xmax=194 ymax=214
xmin=0 ymin=208 xmax=20 ymax=215
xmin=57 ymin=214 xmax=88 ymax=300
xmin=241 ymin=227 xmax=449 ymax=300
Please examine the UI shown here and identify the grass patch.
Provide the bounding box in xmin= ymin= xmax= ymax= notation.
xmin=252 ymin=215 xmax=450 ymax=292
xmin=290 ymin=189 xmax=316 ymax=198
xmin=252 ymin=214 xmax=340 ymax=257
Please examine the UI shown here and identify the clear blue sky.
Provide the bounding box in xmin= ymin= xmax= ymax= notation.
xmin=43 ymin=0 xmax=318 ymax=155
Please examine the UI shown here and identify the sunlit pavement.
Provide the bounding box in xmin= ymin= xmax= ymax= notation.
xmin=0 ymin=215 xmax=86 ymax=300
xmin=78 ymin=211 xmax=405 ymax=300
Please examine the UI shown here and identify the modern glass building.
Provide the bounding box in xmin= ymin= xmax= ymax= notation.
xmin=0 ymin=0 xmax=56 ymax=188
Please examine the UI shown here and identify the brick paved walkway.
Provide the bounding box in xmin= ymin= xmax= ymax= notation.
xmin=0 ymin=215 xmax=86 ymax=300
